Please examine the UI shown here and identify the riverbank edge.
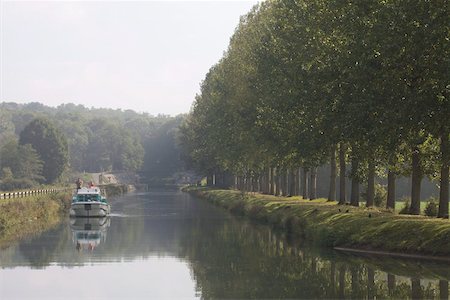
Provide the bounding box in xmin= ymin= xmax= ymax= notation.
xmin=0 ymin=182 xmax=131 ymax=248
xmin=184 ymin=186 xmax=450 ymax=258
xmin=0 ymin=191 xmax=72 ymax=248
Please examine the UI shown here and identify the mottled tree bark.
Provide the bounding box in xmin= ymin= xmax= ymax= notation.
xmin=289 ymin=168 xmax=295 ymax=196
xmin=350 ymin=157 xmax=360 ymax=206
xmin=387 ymin=169 xmax=396 ymax=210
xmin=339 ymin=143 xmax=347 ymax=204
xmin=410 ymin=146 xmax=422 ymax=215
xmin=366 ymin=158 xmax=375 ymax=207
xmin=206 ymin=174 xmax=213 ymax=186
xmin=281 ymin=168 xmax=287 ymax=196
xmin=239 ymin=176 xmax=244 ymax=191
xmin=328 ymin=145 xmax=337 ymax=201
xmin=269 ymin=168 xmax=275 ymax=195
xmin=309 ymin=167 xmax=317 ymax=200
xmin=438 ymin=131 xmax=449 ymax=218
xmin=302 ymin=168 xmax=309 ymax=200
xmin=275 ymin=168 xmax=281 ymax=196
xmin=265 ymin=168 xmax=270 ymax=194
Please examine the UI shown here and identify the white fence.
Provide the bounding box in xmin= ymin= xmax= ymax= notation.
xmin=0 ymin=188 xmax=67 ymax=200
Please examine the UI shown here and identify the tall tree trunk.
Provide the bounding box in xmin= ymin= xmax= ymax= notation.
xmin=410 ymin=146 xmax=422 ymax=215
xmin=206 ymin=174 xmax=213 ymax=186
xmin=239 ymin=176 xmax=244 ymax=191
xmin=302 ymin=168 xmax=309 ymax=200
xmin=387 ymin=169 xmax=396 ymax=210
xmin=329 ymin=145 xmax=337 ymax=201
xmin=438 ymin=131 xmax=449 ymax=218
xmin=275 ymin=168 xmax=281 ymax=196
xmin=350 ymin=157 xmax=360 ymax=206
xmin=263 ymin=169 xmax=268 ymax=194
xmin=281 ymin=168 xmax=287 ymax=196
xmin=269 ymin=168 xmax=274 ymax=195
xmin=366 ymin=157 xmax=375 ymax=207
xmin=289 ymin=168 xmax=295 ymax=196
xmin=339 ymin=143 xmax=347 ymax=204
xmin=259 ymin=172 xmax=264 ymax=193
xmin=296 ymin=168 xmax=301 ymax=196
xmin=309 ymin=167 xmax=317 ymax=200
xmin=226 ymin=171 xmax=234 ymax=188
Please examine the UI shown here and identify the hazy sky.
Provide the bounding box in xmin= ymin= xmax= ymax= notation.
xmin=0 ymin=1 xmax=257 ymax=115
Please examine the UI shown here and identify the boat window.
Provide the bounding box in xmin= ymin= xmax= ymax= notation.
xmin=76 ymin=194 xmax=99 ymax=202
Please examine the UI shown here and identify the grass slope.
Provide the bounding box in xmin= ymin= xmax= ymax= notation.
xmin=0 ymin=192 xmax=71 ymax=248
xmin=185 ymin=187 xmax=450 ymax=257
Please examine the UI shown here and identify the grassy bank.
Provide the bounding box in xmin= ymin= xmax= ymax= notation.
xmin=0 ymin=192 xmax=71 ymax=248
xmin=99 ymin=183 xmax=130 ymax=197
xmin=184 ymin=187 xmax=450 ymax=257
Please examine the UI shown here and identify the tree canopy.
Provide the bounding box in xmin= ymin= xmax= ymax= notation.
xmin=19 ymin=118 xmax=68 ymax=183
xmin=180 ymin=0 xmax=449 ymax=217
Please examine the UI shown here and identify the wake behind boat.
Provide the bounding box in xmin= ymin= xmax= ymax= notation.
xmin=70 ymin=186 xmax=111 ymax=217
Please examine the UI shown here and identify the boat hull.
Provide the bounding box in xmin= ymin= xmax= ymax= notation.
xmin=70 ymin=202 xmax=110 ymax=217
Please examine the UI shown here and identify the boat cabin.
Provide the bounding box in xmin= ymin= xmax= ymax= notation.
xmin=73 ymin=187 xmax=106 ymax=203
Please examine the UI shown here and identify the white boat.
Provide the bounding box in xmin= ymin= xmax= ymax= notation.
xmin=70 ymin=217 xmax=110 ymax=251
xmin=70 ymin=187 xmax=111 ymax=217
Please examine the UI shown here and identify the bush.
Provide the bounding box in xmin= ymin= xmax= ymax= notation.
xmin=361 ymin=183 xmax=387 ymax=207
xmin=398 ymin=197 xmax=411 ymax=214
xmin=424 ymin=197 xmax=438 ymax=217
xmin=374 ymin=184 xmax=387 ymax=207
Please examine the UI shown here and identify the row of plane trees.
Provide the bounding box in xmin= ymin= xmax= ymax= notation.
xmin=179 ymin=0 xmax=449 ymax=217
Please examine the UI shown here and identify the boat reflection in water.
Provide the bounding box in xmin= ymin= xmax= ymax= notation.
xmin=70 ymin=217 xmax=110 ymax=252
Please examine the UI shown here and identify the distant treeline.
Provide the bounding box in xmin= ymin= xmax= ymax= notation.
xmin=179 ymin=1 xmax=449 ymax=217
xmin=0 ymin=102 xmax=185 ymax=190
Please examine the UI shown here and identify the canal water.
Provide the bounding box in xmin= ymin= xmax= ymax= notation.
xmin=1 ymin=189 xmax=449 ymax=299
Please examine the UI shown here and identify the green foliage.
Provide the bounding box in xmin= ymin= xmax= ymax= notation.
xmin=0 ymin=102 xmax=185 ymax=183
xmin=424 ymin=198 xmax=438 ymax=217
xmin=19 ymin=118 xmax=68 ymax=183
xmin=0 ymin=138 xmax=44 ymax=190
xmin=84 ymin=118 xmax=144 ymax=172
xmin=179 ymin=0 xmax=449 ymax=216
xmin=398 ymin=198 xmax=411 ymax=215
xmin=361 ymin=184 xmax=387 ymax=207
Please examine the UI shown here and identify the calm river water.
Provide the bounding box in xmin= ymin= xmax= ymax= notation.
xmin=0 ymin=189 xmax=449 ymax=299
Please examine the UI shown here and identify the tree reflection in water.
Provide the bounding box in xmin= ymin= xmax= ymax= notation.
xmin=0 ymin=191 xmax=449 ymax=299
